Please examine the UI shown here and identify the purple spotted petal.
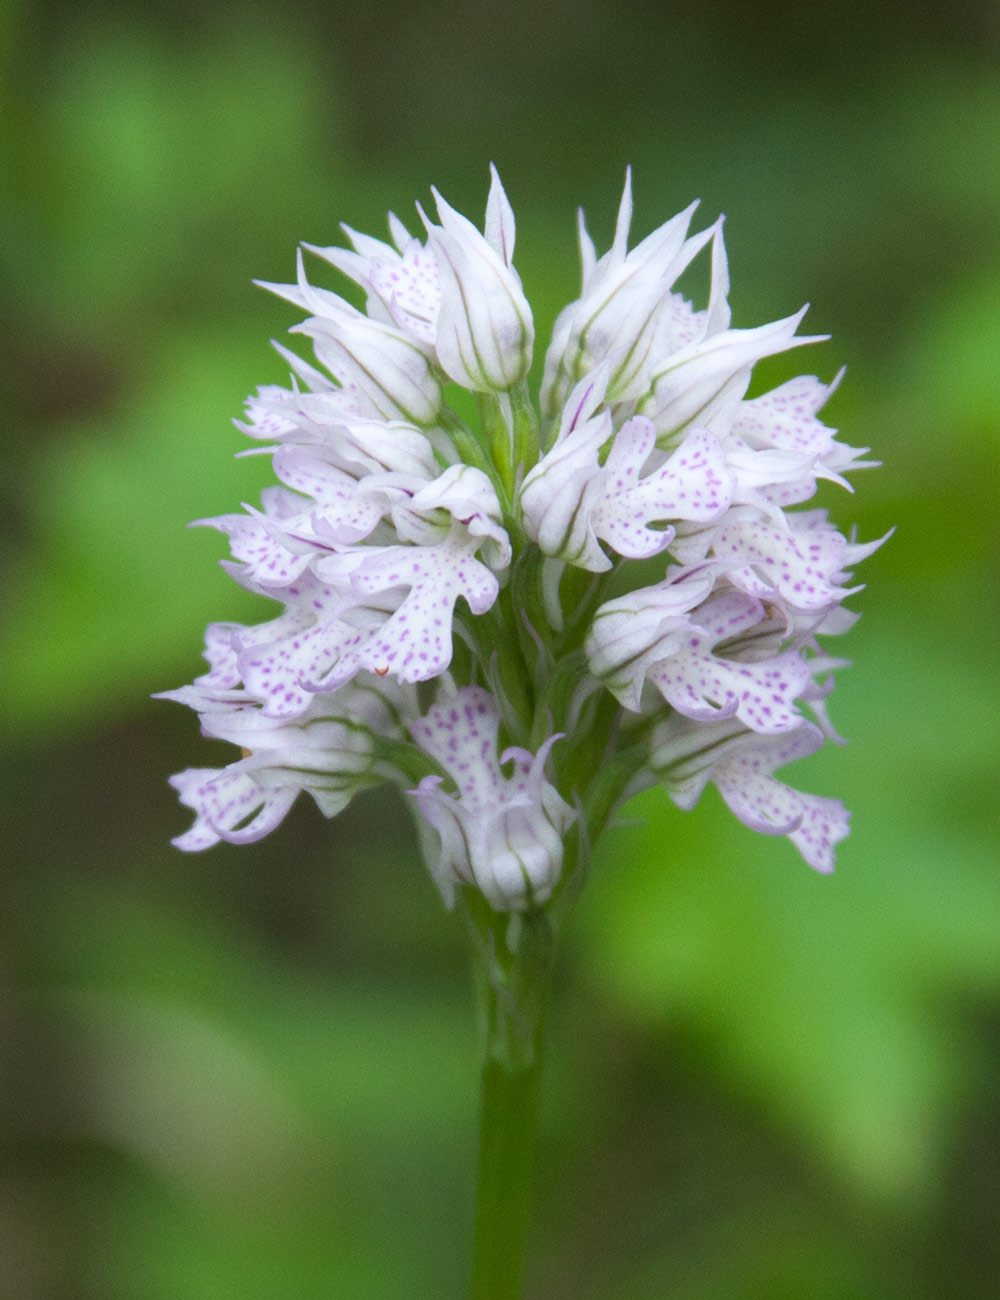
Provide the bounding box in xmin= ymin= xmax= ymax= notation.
xmin=199 ymin=497 xmax=315 ymax=590
xmin=410 ymin=687 xmax=574 ymax=910
xmin=711 ymin=725 xmax=850 ymax=873
xmin=586 ymin=564 xmax=719 ymax=709
xmin=273 ymin=446 xmax=386 ymax=544
xmin=346 ymin=533 xmax=500 ymax=683
xmin=193 ymin=622 xmax=244 ymax=689
xmin=169 ymin=767 xmax=298 ymax=851
xmin=653 ymin=718 xmax=849 ymax=872
xmin=369 ymin=240 xmax=442 ymax=344
xmin=646 ymin=591 xmax=812 ymax=733
xmin=732 ymin=373 xmax=840 ymax=456
xmin=593 ymin=424 xmax=734 ymax=560
xmin=234 ymin=580 xmax=362 ymax=716
xmin=711 ymin=509 xmax=863 ymax=610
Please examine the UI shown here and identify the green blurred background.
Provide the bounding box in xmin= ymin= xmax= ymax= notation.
xmin=2 ymin=0 xmax=998 ymax=1295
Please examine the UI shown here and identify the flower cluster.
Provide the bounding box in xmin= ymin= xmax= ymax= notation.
xmin=162 ymin=167 xmax=884 ymax=910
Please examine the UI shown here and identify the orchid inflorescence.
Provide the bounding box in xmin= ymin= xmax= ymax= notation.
xmin=161 ymin=167 xmax=884 ymax=912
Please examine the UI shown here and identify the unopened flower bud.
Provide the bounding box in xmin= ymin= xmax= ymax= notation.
xmin=423 ymin=166 xmax=534 ymax=392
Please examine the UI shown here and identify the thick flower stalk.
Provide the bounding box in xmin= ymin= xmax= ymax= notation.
xmin=160 ymin=167 xmax=885 ymax=1299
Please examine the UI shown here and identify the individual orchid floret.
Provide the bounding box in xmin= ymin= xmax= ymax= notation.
xmin=318 ymin=522 xmax=505 ymax=686
xmin=234 ymin=349 xmax=369 ymax=445
xmin=639 ymin=307 xmax=827 ymax=443
xmin=307 ymin=414 xmax=441 ymax=480
xmin=723 ymin=443 xmax=850 ymax=517
xmin=520 ymin=367 xmax=734 ymax=571
xmin=671 ymin=507 xmax=887 ymax=616
xmin=232 ymin=578 xmax=387 ymax=717
xmin=167 ymin=683 xmax=399 ymax=850
xmin=272 ymin=444 xmax=407 ymax=544
xmin=240 ymin=384 xmax=441 ymax=478
xmin=651 ymin=715 xmax=850 ymax=873
xmin=410 ymin=686 xmax=575 ymax=911
xmin=199 ymin=444 xmax=405 ymax=592
xmin=540 ymin=169 xmax=719 ymax=415
xmin=422 ymin=165 xmax=535 ymax=392
xmin=236 ymin=383 xmax=317 ymax=443
xmin=169 ymin=767 xmax=300 ymax=851
xmin=584 ymin=564 xmax=719 ymax=705
xmin=517 ymin=365 xmax=611 ymax=566
xmin=180 ymin=580 xmax=362 ymax=721
xmin=294 ymin=310 xmax=442 ymax=427
xmin=229 ymin=544 xmax=481 ymax=711
xmin=214 ymin=464 xmax=511 ymax=713
xmin=307 ymin=220 xmax=442 ymax=347
xmin=386 ymin=463 xmax=511 ymax=569
xmin=260 ymin=252 xmax=443 ymax=426
xmin=727 ymin=371 xmax=878 ymax=505
xmin=588 ymin=421 xmax=733 ymax=561
xmin=641 ymin=589 xmax=813 ymax=732
xmin=731 ymin=371 xmax=849 ymax=458
xmin=310 ymin=467 xmax=511 ymax=686
xmin=588 ymin=579 xmax=812 ymax=732
xmin=199 ymin=486 xmax=322 ymax=591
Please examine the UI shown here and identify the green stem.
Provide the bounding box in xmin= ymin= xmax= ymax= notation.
xmin=476 ymin=391 xmax=516 ymax=509
xmin=439 ymin=405 xmax=496 ymax=480
xmin=509 ymin=378 xmax=539 ymax=477
xmin=462 ymin=896 xmax=556 ymax=1300
xmin=472 ymin=1051 xmax=544 ymax=1300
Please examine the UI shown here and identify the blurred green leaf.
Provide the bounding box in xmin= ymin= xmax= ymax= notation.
xmin=0 ymin=329 xmax=281 ymax=738
xmin=578 ymin=609 xmax=999 ymax=1206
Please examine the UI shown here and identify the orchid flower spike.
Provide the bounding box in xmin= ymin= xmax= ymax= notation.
xmin=162 ymin=167 xmax=885 ymax=908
